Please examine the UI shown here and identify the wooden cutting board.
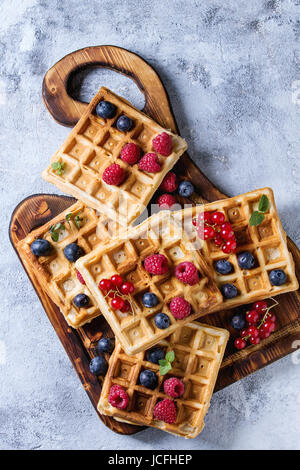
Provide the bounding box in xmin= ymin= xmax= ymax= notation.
xmin=9 ymin=46 xmax=300 ymax=436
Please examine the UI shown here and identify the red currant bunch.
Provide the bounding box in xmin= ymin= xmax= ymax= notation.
xmin=194 ymin=211 xmax=237 ymax=254
xmin=99 ymin=275 xmax=135 ymax=313
xmin=234 ymin=299 xmax=277 ymax=350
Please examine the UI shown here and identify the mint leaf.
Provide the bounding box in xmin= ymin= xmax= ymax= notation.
xmin=49 ymin=222 xmax=65 ymax=242
xmin=249 ymin=211 xmax=265 ymax=226
xmin=258 ymin=195 xmax=270 ymax=213
xmin=51 ymin=161 xmax=64 ymax=175
xmin=50 ymin=230 xmax=59 ymax=242
xmin=159 ymin=361 xmax=172 ymax=376
xmin=65 ymin=213 xmax=72 ymax=220
xmin=165 ymin=350 xmax=175 ymax=363
xmin=74 ymin=215 xmax=83 ymax=229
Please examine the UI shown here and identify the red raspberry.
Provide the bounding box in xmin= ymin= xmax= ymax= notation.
xmin=76 ymin=270 xmax=86 ymax=285
xmin=159 ymin=172 xmax=178 ymax=192
xmin=163 ymin=377 xmax=185 ymax=398
xmin=153 ymin=398 xmax=176 ymax=424
xmin=152 ymin=132 xmax=173 ymax=156
xmin=138 ymin=153 xmax=161 ymax=173
xmin=102 ymin=163 xmax=125 ymax=186
xmin=120 ymin=143 xmax=141 ymax=165
xmin=108 ymin=384 xmax=129 ymax=410
xmin=174 ymin=261 xmax=199 ymax=285
xmin=169 ymin=296 xmax=191 ymax=319
xmin=144 ymin=254 xmax=169 ymax=275
xmin=157 ymin=194 xmax=177 ymax=209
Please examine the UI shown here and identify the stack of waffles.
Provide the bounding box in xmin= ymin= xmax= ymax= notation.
xmin=19 ymin=86 xmax=298 ymax=438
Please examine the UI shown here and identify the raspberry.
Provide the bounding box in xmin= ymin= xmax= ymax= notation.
xmin=144 ymin=254 xmax=169 ymax=275
xmin=159 ymin=172 xmax=178 ymax=192
xmin=153 ymin=399 xmax=176 ymax=424
xmin=120 ymin=143 xmax=141 ymax=165
xmin=174 ymin=262 xmax=199 ymax=285
xmin=76 ymin=270 xmax=85 ymax=285
xmin=169 ymin=296 xmax=191 ymax=319
xmin=102 ymin=163 xmax=125 ymax=186
xmin=152 ymin=132 xmax=173 ymax=156
xmin=163 ymin=377 xmax=185 ymax=398
xmin=157 ymin=194 xmax=177 ymax=209
xmin=108 ymin=384 xmax=129 ymax=410
xmin=138 ymin=153 xmax=161 ymax=173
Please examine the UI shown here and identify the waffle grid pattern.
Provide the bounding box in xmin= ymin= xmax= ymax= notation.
xmin=98 ymin=322 xmax=229 ymax=438
xmin=19 ymin=201 xmax=119 ymax=328
xmin=76 ymin=212 xmax=222 ymax=355
xmin=42 ymin=87 xmax=187 ymax=226
xmin=174 ymin=188 xmax=298 ymax=309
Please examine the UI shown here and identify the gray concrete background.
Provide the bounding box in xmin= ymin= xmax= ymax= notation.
xmin=1 ymin=0 xmax=300 ymax=450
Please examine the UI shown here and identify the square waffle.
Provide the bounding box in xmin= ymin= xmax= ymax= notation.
xmin=174 ymin=188 xmax=299 ymax=310
xmin=75 ymin=211 xmax=223 ymax=355
xmin=98 ymin=322 xmax=229 ymax=438
xmin=42 ymin=87 xmax=187 ymax=226
xmin=18 ymin=201 xmax=119 ymax=328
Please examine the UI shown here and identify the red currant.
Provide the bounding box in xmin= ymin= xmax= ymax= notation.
xmin=241 ymin=328 xmax=249 ymax=338
xmin=247 ymin=326 xmax=259 ymax=338
xmin=120 ymin=300 xmax=131 ymax=312
xmin=246 ymin=309 xmax=260 ymax=324
xmin=220 ymin=222 xmax=235 ymax=240
xmin=120 ymin=282 xmax=134 ymax=295
xmin=234 ymin=338 xmax=247 ymax=350
xmin=198 ymin=211 xmax=212 ymax=224
xmin=111 ymin=296 xmax=125 ymax=310
xmin=99 ymin=278 xmax=113 ymax=291
xmin=110 ymin=274 xmax=123 ymax=287
xmin=265 ymin=312 xmax=276 ymax=323
xmin=192 ymin=218 xmax=197 ymax=226
xmin=252 ymin=300 xmax=268 ymax=314
xmin=249 ymin=336 xmax=260 ymax=345
xmin=262 ymin=320 xmax=273 ymax=333
xmin=204 ymin=226 xmax=216 ymax=240
xmin=222 ymin=239 xmax=237 ymax=254
xmin=211 ymin=211 xmax=225 ymax=225
xmin=214 ymin=233 xmax=223 ymax=247
xmin=259 ymin=329 xmax=270 ymax=339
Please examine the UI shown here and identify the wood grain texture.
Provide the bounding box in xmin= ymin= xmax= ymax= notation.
xmin=10 ymin=45 xmax=300 ymax=436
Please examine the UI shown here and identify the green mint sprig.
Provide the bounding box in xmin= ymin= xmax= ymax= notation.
xmin=49 ymin=222 xmax=65 ymax=242
xmin=51 ymin=161 xmax=64 ymax=175
xmin=249 ymin=195 xmax=270 ymax=226
xmin=159 ymin=350 xmax=175 ymax=376
xmin=65 ymin=212 xmax=83 ymax=229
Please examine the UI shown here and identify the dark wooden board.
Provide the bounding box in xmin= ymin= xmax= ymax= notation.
xmin=10 ymin=45 xmax=300 ymax=436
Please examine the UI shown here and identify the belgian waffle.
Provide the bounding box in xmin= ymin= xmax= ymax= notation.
xmin=42 ymin=87 xmax=187 ymax=226
xmin=18 ymin=201 xmax=119 ymax=328
xmin=174 ymin=188 xmax=299 ymax=310
xmin=98 ymin=322 xmax=229 ymax=438
xmin=76 ymin=212 xmax=223 ymax=355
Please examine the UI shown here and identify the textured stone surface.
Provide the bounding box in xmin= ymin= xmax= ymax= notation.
xmin=1 ymin=0 xmax=300 ymax=450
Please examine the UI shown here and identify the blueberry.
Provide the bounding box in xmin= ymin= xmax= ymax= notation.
xmin=95 ymin=100 xmax=117 ymax=119
xmin=116 ymin=115 xmax=133 ymax=132
xmin=64 ymin=243 xmax=84 ymax=262
xmin=139 ymin=369 xmax=158 ymax=389
xmin=154 ymin=313 xmax=170 ymax=329
xmin=215 ymin=259 xmax=234 ymax=275
xmin=221 ymin=283 xmax=238 ymax=299
xmin=237 ymin=251 xmax=255 ymax=270
xmin=178 ymin=181 xmax=194 ymax=198
xmin=31 ymin=239 xmax=52 ymax=256
xmin=74 ymin=293 xmax=90 ymax=308
xmin=231 ymin=312 xmax=246 ymax=330
xmin=97 ymin=337 xmax=114 ymax=354
xmin=146 ymin=347 xmax=165 ymax=364
xmin=142 ymin=292 xmax=159 ymax=308
xmin=89 ymin=356 xmax=108 ymax=376
xmin=269 ymin=269 xmax=287 ymax=286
